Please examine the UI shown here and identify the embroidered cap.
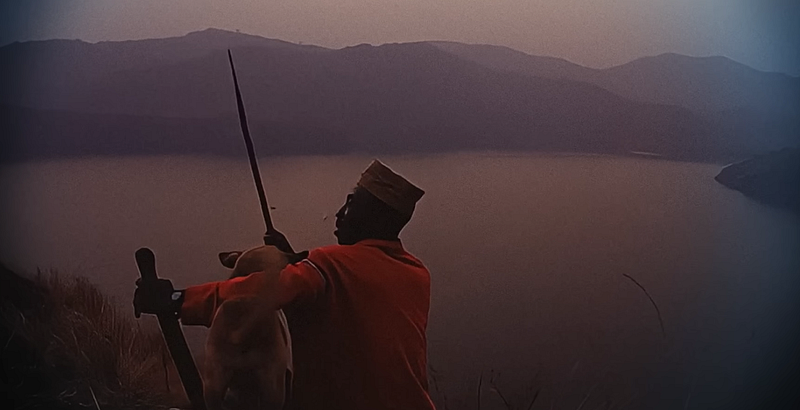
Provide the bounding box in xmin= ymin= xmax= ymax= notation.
xmin=356 ymin=160 xmax=425 ymax=217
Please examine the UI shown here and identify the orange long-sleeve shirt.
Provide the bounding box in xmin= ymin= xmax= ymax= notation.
xmin=181 ymin=239 xmax=436 ymax=410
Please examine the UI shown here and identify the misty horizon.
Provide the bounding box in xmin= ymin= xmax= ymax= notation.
xmin=2 ymin=0 xmax=799 ymax=77
xmin=3 ymin=27 xmax=798 ymax=78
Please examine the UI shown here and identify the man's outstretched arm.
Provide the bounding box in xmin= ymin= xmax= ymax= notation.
xmin=134 ymin=259 xmax=326 ymax=327
xmin=182 ymin=259 xmax=326 ymax=326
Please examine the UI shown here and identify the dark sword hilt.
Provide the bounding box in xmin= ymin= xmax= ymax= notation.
xmin=135 ymin=248 xmax=207 ymax=410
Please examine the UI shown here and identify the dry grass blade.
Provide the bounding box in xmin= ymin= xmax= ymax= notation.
xmin=89 ymin=384 xmax=102 ymax=410
xmin=575 ymin=384 xmax=597 ymax=410
xmin=622 ymin=273 xmax=666 ymax=338
xmin=477 ymin=372 xmax=483 ymax=410
xmin=489 ymin=371 xmax=513 ymax=409
xmin=429 ymin=364 xmax=450 ymax=410
xmin=526 ymin=388 xmax=541 ymax=410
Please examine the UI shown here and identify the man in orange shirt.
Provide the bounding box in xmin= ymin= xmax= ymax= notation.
xmin=134 ymin=160 xmax=436 ymax=410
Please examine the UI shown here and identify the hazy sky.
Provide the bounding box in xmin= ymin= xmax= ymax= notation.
xmin=2 ymin=0 xmax=799 ymax=75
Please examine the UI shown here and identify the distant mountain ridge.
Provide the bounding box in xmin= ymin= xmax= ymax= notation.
xmin=1 ymin=29 xmax=797 ymax=162
xmin=430 ymin=42 xmax=800 ymax=113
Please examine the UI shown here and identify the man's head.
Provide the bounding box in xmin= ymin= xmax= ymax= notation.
xmin=334 ymin=160 xmax=424 ymax=245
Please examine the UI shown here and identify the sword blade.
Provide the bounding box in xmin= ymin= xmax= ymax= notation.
xmin=227 ymin=49 xmax=275 ymax=234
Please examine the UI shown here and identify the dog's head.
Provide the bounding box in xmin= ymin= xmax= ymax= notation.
xmin=219 ymin=246 xmax=308 ymax=279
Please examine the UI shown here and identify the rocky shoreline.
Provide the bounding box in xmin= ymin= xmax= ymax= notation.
xmin=715 ymin=147 xmax=800 ymax=213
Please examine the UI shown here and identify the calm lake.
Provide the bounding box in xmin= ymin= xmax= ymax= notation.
xmin=1 ymin=153 xmax=798 ymax=409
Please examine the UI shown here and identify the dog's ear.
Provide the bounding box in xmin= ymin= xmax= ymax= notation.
xmin=218 ymin=251 xmax=242 ymax=269
xmin=287 ymin=250 xmax=309 ymax=265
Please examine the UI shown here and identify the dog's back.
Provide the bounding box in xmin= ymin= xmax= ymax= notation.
xmin=204 ymin=246 xmax=295 ymax=410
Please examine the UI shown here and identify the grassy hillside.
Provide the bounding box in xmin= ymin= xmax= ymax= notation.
xmin=1 ymin=264 xmax=181 ymax=409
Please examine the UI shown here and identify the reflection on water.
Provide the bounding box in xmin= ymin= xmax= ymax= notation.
xmin=1 ymin=153 xmax=798 ymax=409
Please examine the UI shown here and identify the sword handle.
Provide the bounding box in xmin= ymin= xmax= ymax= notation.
xmin=134 ymin=247 xmax=207 ymax=410
xmin=135 ymin=247 xmax=158 ymax=281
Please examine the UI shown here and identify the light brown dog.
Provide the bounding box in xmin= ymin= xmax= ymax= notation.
xmin=203 ymin=245 xmax=303 ymax=410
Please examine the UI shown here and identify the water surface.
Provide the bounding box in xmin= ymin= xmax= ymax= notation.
xmin=2 ymin=153 xmax=798 ymax=409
